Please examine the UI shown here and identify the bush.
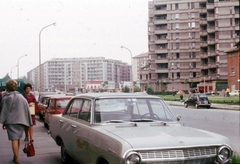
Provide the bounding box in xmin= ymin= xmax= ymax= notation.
xmin=146 ymin=86 xmax=154 ymax=95
xmin=232 ymin=152 xmax=240 ymax=164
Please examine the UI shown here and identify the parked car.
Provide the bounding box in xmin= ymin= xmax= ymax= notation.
xmin=37 ymin=92 xmax=68 ymax=120
xmin=229 ymin=90 xmax=240 ymax=96
xmin=49 ymin=93 xmax=232 ymax=164
xmin=44 ymin=95 xmax=72 ymax=128
xmin=184 ymin=93 xmax=211 ymax=109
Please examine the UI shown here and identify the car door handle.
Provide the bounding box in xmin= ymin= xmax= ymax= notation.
xmin=71 ymin=125 xmax=76 ymax=128
xmin=59 ymin=120 xmax=63 ymax=123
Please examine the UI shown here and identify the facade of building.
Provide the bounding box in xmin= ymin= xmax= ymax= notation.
xmin=143 ymin=0 xmax=239 ymax=92
xmin=226 ymin=41 xmax=240 ymax=91
xmin=27 ymin=57 xmax=131 ymax=92
xmin=132 ymin=52 xmax=148 ymax=82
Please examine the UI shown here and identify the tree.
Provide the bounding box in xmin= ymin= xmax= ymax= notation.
xmin=2 ymin=74 xmax=10 ymax=80
xmin=146 ymin=86 xmax=154 ymax=95
xmin=122 ymin=86 xmax=130 ymax=93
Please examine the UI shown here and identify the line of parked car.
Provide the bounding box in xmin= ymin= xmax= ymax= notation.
xmin=35 ymin=92 xmax=73 ymax=128
xmin=33 ymin=92 xmax=233 ymax=164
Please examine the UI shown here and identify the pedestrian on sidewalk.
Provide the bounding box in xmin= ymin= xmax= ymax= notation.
xmin=22 ymin=83 xmax=37 ymax=143
xmin=226 ymin=87 xmax=230 ymax=97
xmin=0 ymin=79 xmax=32 ymax=164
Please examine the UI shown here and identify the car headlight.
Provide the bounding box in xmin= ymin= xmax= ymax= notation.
xmin=217 ymin=145 xmax=232 ymax=163
xmin=125 ymin=152 xmax=141 ymax=164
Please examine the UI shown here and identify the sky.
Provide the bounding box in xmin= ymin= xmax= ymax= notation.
xmin=0 ymin=0 xmax=149 ymax=79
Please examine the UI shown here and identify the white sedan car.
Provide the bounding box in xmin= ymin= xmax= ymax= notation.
xmin=49 ymin=93 xmax=233 ymax=164
xmin=229 ymin=90 xmax=240 ymax=96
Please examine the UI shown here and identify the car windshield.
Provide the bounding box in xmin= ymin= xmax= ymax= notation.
xmin=94 ymin=98 xmax=175 ymax=123
xmin=56 ymin=99 xmax=70 ymax=108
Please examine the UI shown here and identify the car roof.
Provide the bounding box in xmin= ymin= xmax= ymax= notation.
xmin=73 ymin=92 xmax=160 ymax=99
xmin=49 ymin=95 xmax=73 ymax=99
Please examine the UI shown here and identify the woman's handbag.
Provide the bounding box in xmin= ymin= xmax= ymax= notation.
xmin=23 ymin=141 xmax=35 ymax=157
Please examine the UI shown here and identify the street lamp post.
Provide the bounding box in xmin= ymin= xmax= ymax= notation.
xmin=39 ymin=22 xmax=56 ymax=92
xmin=10 ymin=65 xmax=17 ymax=78
xmin=17 ymin=54 xmax=27 ymax=79
xmin=120 ymin=46 xmax=133 ymax=93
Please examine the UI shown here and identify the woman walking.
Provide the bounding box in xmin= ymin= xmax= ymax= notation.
xmin=22 ymin=83 xmax=37 ymax=142
xmin=0 ymin=79 xmax=32 ymax=164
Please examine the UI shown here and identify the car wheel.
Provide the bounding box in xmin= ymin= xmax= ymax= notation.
xmin=61 ymin=141 xmax=73 ymax=164
xmin=184 ymin=103 xmax=188 ymax=108
xmin=207 ymin=106 xmax=210 ymax=109
xmin=195 ymin=104 xmax=199 ymax=109
xmin=98 ymin=158 xmax=109 ymax=164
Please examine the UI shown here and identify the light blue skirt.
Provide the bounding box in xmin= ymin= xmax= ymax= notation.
xmin=6 ymin=124 xmax=26 ymax=140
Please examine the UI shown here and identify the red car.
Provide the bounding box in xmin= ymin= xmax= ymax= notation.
xmin=44 ymin=95 xmax=72 ymax=128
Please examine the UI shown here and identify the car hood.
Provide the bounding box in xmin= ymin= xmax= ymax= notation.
xmin=100 ymin=123 xmax=231 ymax=149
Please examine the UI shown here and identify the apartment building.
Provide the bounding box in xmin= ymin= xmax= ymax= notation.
xmin=143 ymin=0 xmax=239 ymax=92
xmin=27 ymin=57 xmax=131 ymax=92
xmin=226 ymin=41 xmax=240 ymax=91
xmin=132 ymin=52 xmax=148 ymax=81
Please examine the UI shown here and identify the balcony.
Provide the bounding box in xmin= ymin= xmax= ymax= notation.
xmin=155 ymin=69 xmax=168 ymax=73
xmin=200 ymin=20 xmax=207 ymax=25
xmin=207 ymin=38 xmax=216 ymax=45
xmin=200 ymin=31 xmax=207 ymax=36
xmin=154 ymin=10 xmax=167 ymax=15
xmin=154 ymin=29 xmax=167 ymax=34
xmin=155 ymin=49 xmax=168 ymax=53
xmin=200 ymin=53 xmax=208 ymax=58
xmin=140 ymin=70 xmax=150 ymax=75
xmin=208 ymin=51 xmax=217 ymax=56
xmin=199 ymin=8 xmax=207 ymax=13
xmin=154 ymin=19 xmax=167 ymax=24
xmin=200 ymin=42 xmax=208 ymax=47
xmin=207 ymin=16 xmax=215 ymax=21
xmin=155 ymin=38 xmax=167 ymax=44
xmin=207 ymin=4 xmax=214 ymax=9
xmin=155 ymin=59 xmax=168 ymax=63
xmin=207 ymin=27 xmax=215 ymax=33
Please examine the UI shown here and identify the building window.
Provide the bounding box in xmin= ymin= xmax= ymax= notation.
xmin=191 ymin=22 xmax=195 ymax=28
xmin=176 ymin=53 xmax=180 ymax=59
xmin=176 ymin=23 xmax=179 ymax=29
xmin=175 ymin=4 xmax=178 ymax=10
xmin=176 ymin=43 xmax=179 ymax=49
xmin=177 ymin=72 xmax=180 ymax=78
xmin=192 ymin=62 xmax=196 ymax=68
xmin=191 ymin=13 xmax=195 ymax=18
xmin=191 ymin=2 xmax=195 ymax=9
xmin=175 ymin=13 xmax=179 ymax=19
xmin=176 ymin=33 xmax=179 ymax=39
xmin=231 ymin=68 xmax=235 ymax=75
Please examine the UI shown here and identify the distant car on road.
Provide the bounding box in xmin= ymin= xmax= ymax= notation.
xmin=229 ymin=90 xmax=240 ymax=96
xmin=49 ymin=93 xmax=232 ymax=164
xmin=184 ymin=93 xmax=211 ymax=109
xmin=44 ymin=95 xmax=72 ymax=128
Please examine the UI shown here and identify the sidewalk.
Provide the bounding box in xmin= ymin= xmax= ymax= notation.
xmin=0 ymin=121 xmax=61 ymax=164
xmin=165 ymin=101 xmax=240 ymax=111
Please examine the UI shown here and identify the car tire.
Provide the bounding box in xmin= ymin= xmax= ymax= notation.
xmin=61 ymin=141 xmax=73 ymax=164
xmin=184 ymin=103 xmax=188 ymax=108
xmin=207 ymin=106 xmax=210 ymax=109
xmin=98 ymin=159 xmax=109 ymax=164
xmin=195 ymin=104 xmax=199 ymax=109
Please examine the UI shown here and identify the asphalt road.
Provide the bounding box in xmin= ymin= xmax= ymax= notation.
xmin=169 ymin=106 xmax=240 ymax=154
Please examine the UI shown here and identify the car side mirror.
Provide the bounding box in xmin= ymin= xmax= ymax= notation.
xmin=176 ymin=115 xmax=181 ymax=121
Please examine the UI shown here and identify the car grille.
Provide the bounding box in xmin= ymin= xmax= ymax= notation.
xmin=139 ymin=147 xmax=217 ymax=164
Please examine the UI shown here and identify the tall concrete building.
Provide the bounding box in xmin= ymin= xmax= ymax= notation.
xmin=27 ymin=57 xmax=131 ymax=92
xmin=143 ymin=0 xmax=239 ymax=92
